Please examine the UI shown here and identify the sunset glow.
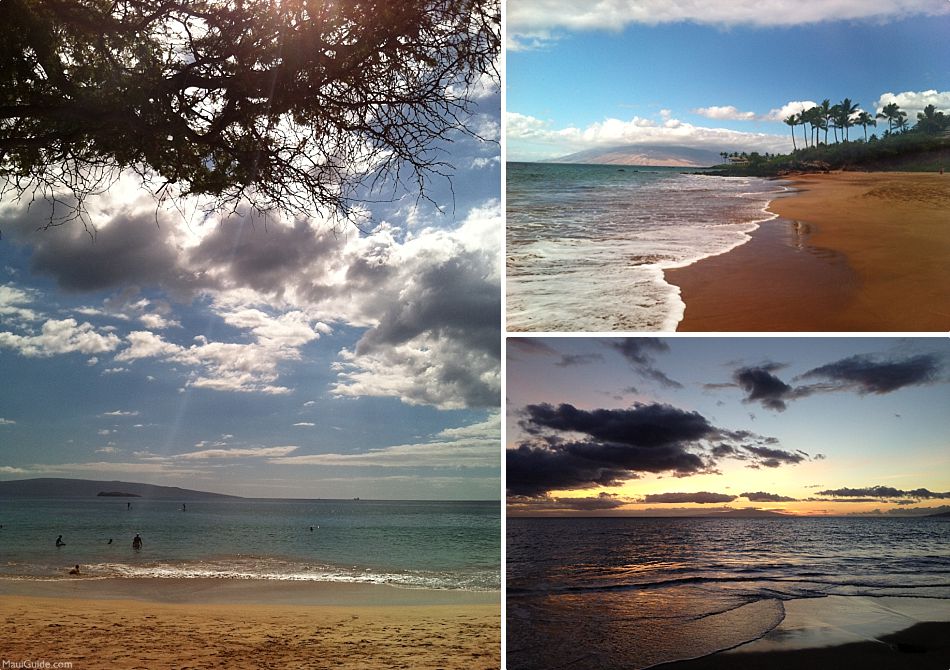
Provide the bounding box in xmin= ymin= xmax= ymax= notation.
xmin=507 ymin=337 xmax=950 ymax=517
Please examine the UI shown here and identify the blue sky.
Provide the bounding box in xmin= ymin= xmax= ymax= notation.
xmin=507 ymin=337 xmax=950 ymax=516
xmin=0 ymin=88 xmax=500 ymax=500
xmin=507 ymin=1 xmax=950 ymax=161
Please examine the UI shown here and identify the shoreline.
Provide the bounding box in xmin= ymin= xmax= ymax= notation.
xmin=0 ymin=576 xmax=499 ymax=606
xmin=667 ymin=171 xmax=950 ymax=331
xmin=0 ymin=579 xmax=500 ymax=669
xmin=655 ymin=622 xmax=950 ymax=670
xmin=654 ymin=595 xmax=950 ymax=670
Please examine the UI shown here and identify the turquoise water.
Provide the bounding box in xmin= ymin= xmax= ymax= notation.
xmin=0 ymin=498 xmax=499 ymax=590
xmin=507 ymin=516 xmax=950 ymax=669
xmin=506 ymin=162 xmax=786 ymax=331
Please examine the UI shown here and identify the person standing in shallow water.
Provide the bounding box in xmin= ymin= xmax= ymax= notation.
xmin=55 ymin=535 xmax=65 ymax=547
xmin=132 ymin=533 xmax=142 ymax=550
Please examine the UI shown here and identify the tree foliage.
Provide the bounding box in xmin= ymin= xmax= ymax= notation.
xmin=0 ymin=0 xmax=500 ymax=228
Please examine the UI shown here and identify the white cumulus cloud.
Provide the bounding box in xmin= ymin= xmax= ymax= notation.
xmin=763 ymin=101 xmax=820 ymax=122
xmin=875 ymin=90 xmax=950 ymax=119
xmin=694 ymin=106 xmax=757 ymax=121
xmin=0 ymin=318 xmax=121 ymax=357
xmin=171 ymin=446 xmax=300 ymax=460
xmin=508 ymin=0 xmax=950 ymax=49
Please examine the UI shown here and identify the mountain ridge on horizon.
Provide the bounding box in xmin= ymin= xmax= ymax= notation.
xmin=543 ymin=144 xmax=723 ymax=168
xmin=0 ymin=477 xmax=240 ymax=500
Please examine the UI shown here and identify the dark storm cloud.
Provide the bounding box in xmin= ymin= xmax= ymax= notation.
xmin=734 ymin=364 xmax=797 ymax=411
xmin=188 ymin=216 xmax=344 ymax=296
xmin=20 ymin=213 xmax=196 ymax=293
xmin=556 ymin=353 xmax=604 ymax=367
xmin=715 ymin=352 xmax=942 ymax=413
xmin=711 ymin=444 xmax=736 ymax=457
xmin=506 ymin=442 xmax=638 ymax=496
xmin=356 ymin=249 xmax=498 ymax=357
xmin=350 ymin=248 xmax=501 ymax=408
xmin=742 ymin=491 xmax=798 ymax=502
xmin=507 ymin=402 xmax=792 ymax=497
xmin=520 ymin=402 xmax=715 ymax=447
xmin=11 ymin=203 xmax=345 ymax=301
xmin=807 ymin=497 xmax=880 ymax=503
xmin=800 ymin=353 xmax=942 ymax=394
xmin=818 ymin=485 xmax=950 ymax=500
xmin=555 ymin=493 xmax=627 ymax=511
xmin=608 ymin=338 xmax=682 ymax=389
xmin=742 ymin=445 xmax=805 ymax=467
xmin=643 ymin=492 xmax=737 ymax=504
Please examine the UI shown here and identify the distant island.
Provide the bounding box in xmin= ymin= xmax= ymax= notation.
xmin=545 ymin=144 xmax=722 ymax=168
xmin=0 ymin=478 xmax=240 ymax=500
xmin=703 ymin=508 xmax=790 ymax=518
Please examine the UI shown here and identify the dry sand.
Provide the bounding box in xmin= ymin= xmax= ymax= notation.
xmin=668 ymin=171 xmax=950 ymax=331
xmin=0 ymin=579 xmax=499 ymax=669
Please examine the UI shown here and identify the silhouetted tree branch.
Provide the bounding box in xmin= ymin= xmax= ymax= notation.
xmin=0 ymin=0 xmax=500 ymax=230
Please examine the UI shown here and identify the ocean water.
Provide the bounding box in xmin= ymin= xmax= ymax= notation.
xmin=0 ymin=498 xmax=499 ymax=590
xmin=506 ymin=162 xmax=787 ymax=331
xmin=507 ymin=516 xmax=950 ymax=669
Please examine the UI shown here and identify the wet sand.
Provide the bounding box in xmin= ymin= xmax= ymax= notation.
xmin=657 ymin=596 xmax=950 ymax=670
xmin=656 ymin=622 xmax=950 ymax=669
xmin=668 ymin=172 xmax=950 ymax=331
xmin=0 ymin=579 xmax=500 ymax=669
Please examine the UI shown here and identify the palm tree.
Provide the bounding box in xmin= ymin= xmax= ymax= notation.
xmin=895 ymin=115 xmax=909 ymax=133
xmin=854 ymin=111 xmax=876 ymax=141
xmin=829 ymin=104 xmax=842 ymax=143
xmin=802 ymin=106 xmax=821 ymax=148
xmin=818 ymin=99 xmax=833 ymax=145
xmin=918 ymin=104 xmax=938 ymax=122
xmin=915 ymin=104 xmax=949 ymax=133
xmin=837 ymin=98 xmax=859 ymax=141
xmin=876 ymin=102 xmax=902 ymax=133
xmin=784 ymin=114 xmax=798 ymax=151
xmin=815 ymin=114 xmax=828 ymax=146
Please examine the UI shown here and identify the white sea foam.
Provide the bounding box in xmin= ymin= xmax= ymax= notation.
xmin=506 ymin=164 xmax=787 ymax=331
xmin=29 ymin=558 xmax=497 ymax=591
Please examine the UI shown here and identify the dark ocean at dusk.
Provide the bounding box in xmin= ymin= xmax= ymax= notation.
xmin=507 ymin=516 xmax=950 ymax=669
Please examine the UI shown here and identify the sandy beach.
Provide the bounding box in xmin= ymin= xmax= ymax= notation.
xmin=668 ymin=171 xmax=950 ymax=331
xmin=0 ymin=579 xmax=500 ymax=669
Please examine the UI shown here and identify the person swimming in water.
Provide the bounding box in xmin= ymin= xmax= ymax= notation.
xmin=56 ymin=535 xmax=65 ymax=547
xmin=132 ymin=533 xmax=143 ymax=550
